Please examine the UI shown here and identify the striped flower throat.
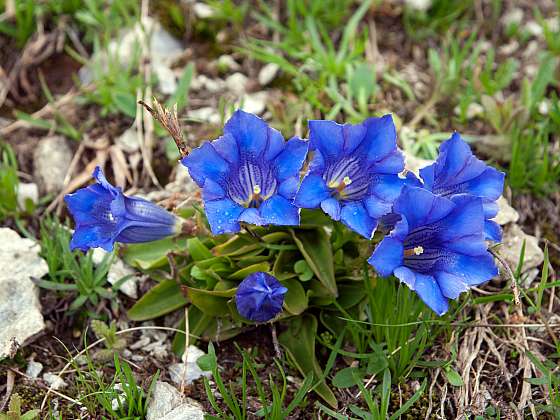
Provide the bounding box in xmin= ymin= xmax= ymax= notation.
xmin=325 ymin=156 xmax=369 ymax=201
xmin=228 ymin=160 xmax=277 ymax=208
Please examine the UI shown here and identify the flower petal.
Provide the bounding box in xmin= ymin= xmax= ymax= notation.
xmin=340 ymin=202 xmax=377 ymax=239
xmin=202 ymin=178 xmax=226 ymax=201
xmin=204 ymin=199 xmax=244 ymax=234
xmin=308 ymin=120 xmax=344 ymax=159
xmin=293 ymin=174 xmax=330 ymax=208
xmin=320 ymin=197 xmax=341 ymax=220
xmin=449 ymin=253 xmax=498 ymax=286
xmin=413 ymin=273 xmax=449 ymax=315
xmin=278 ymin=177 xmax=300 ymax=200
xmin=273 ymin=137 xmax=308 ymax=182
xmin=70 ymin=225 xmax=116 ymax=252
xmin=211 ymin=133 xmax=239 ymax=164
xmin=260 ymin=195 xmax=299 ymax=226
xmin=484 ymin=220 xmax=502 ymax=242
xmin=239 ymin=208 xmax=264 ymax=225
xmin=368 ymin=237 xmax=404 ymax=277
xmin=394 ymin=266 xmax=416 ymax=290
xmin=465 ymin=167 xmax=505 ymax=201
xmin=181 ymin=142 xmax=230 ymax=187
xmin=434 ymin=271 xmax=469 ymax=299
xmin=224 ymin=110 xmax=269 ymax=158
xmin=393 ymin=186 xmax=455 ymax=230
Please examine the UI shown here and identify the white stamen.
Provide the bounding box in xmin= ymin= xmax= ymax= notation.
xmin=253 ymin=184 xmax=261 ymax=195
xmin=413 ymin=246 xmax=424 ymax=255
xmin=343 ymin=176 xmax=352 ymax=185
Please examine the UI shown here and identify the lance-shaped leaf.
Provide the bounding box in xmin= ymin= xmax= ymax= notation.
xmin=128 ymin=280 xmax=187 ymax=321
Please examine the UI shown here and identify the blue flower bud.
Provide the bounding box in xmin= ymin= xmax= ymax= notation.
xmin=235 ymin=272 xmax=288 ymax=322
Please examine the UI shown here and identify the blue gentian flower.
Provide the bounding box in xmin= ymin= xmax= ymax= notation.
xmin=293 ymin=115 xmax=405 ymax=239
xmin=368 ymin=186 xmax=498 ymax=315
xmin=181 ymin=110 xmax=307 ymax=234
xmin=235 ymin=272 xmax=288 ymax=322
xmin=65 ymin=167 xmax=180 ymax=252
xmin=419 ymin=133 xmax=505 ymax=241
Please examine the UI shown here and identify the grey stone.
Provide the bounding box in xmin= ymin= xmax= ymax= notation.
xmin=258 ymin=63 xmax=279 ymax=86
xmin=402 ymin=151 xmax=431 ymax=177
xmin=239 ymin=92 xmax=268 ymax=115
xmin=193 ymin=3 xmax=215 ymax=19
xmin=499 ymin=224 xmax=544 ymax=274
xmin=26 ymin=360 xmax=43 ymax=378
xmin=91 ymin=248 xmax=139 ymax=299
xmin=33 ymin=136 xmax=72 ymax=194
xmin=115 ymin=126 xmax=140 ymax=153
xmin=189 ymin=107 xmax=221 ymax=124
xmin=17 ymin=183 xmax=39 ymax=210
xmin=168 ymin=345 xmax=212 ymax=386
xmin=147 ymin=381 xmax=204 ymax=420
xmin=0 ymin=228 xmax=48 ymax=359
xmin=494 ymin=197 xmax=519 ymax=225
xmin=43 ymin=373 xmax=67 ymax=390
xmin=225 ymin=72 xmax=249 ymax=96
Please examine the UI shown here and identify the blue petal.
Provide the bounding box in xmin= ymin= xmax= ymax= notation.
xmin=320 ymin=197 xmax=341 ymax=220
xmin=419 ymin=164 xmax=435 ymax=190
xmin=239 ymin=208 xmax=264 ymax=225
xmin=93 ymin=167 xmax=120 ymax=196
xmin=278 ymin=177 xmax=299 ymax=200
xmin=342 ymin=122 xmax=367 ymax=154
xmin=273 ymin=137 xmax=308 ymax=181
xmin=181 ymin=142 xmax=230 ymax=187
xmin=449 ymin=253 xmax=498 ymax=286
xmin=64 ymin=186 xmax=112 ymax=225
xmin=70 ymin=225 xmax=116 ymax=252
xmin=307 ymin=149 xmax=326 ymax=172
xmin=394 ymin=266 xmax=416 ymax=290
xmin=393 ymin=186 xmax=455 ymax=230
xmin=365 ymin=174 xmax=406 ymax=218
xmin=211 ymin=133 xmax=239 ymax=164
xmin=485 ymin=220 xmax=502 ymax=242
xmin=414 ymin=273 xmax=449 ymax=315
xmin=364 ymin=195 xmax=393 ymax=219
xmin=434 ymin=133 xmax=487 ymax=186
xmin=437 ymin=195 xmax=486 ymax=252
xmin=293 ymin=174 xmax=330 ymax=208
xmin=434 ymin=271 xmax=469 ymax=299
xmin=340 ymin=202 xmax=377 ymax=239
xmin=204 ymin=199 xmax=244 ymax=234
xmin=260 ymin=195 xmax=299 ymax=226
xmin=202 ymin=179 xmax=226 ymax=201
xmin=360 ymin=115 xmax=400 ymax=165
xmin=483 ymin=200 xmax=499 ymax=219
xmin=116 ymin=224 xmax=176 ymax=243
xmin=465 ymin=167 xmax=505 ymax=201
xmin=372 ymin=151 xmax=405 ymax=174
xmin=264 ymin=127 xmax=287 ymax=161
xmin=224 ymin=110 xmax=269 ymax=158
xmin=308 ymin=120 xmax=344 ymax=159
xmin=368 ymin=237 xmax=403 ymax=277
xmin=124 ymin=197 xmax=177 ymax=226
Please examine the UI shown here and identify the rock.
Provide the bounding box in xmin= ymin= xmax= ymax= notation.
xmin=43 ymin=373 xmax=67 ymax=390
xmin=33 ymin=136 xmax=72 ymax=194
xmin=225 ymin=72 xmax=249 ymax=96
xmin=191 ymin=75 xmax=225 ymax=93
xmin=0 ymin=228 xmax=48 ymax=359
xmin=405 ymin=0 xmax=432 ymax=12
xmin=147 ymin=381 xmax=204 ymax=420
xmin=165 ymin=164 xmax=199 ymax=196
xmin=193 ymin=2 xmax=215 ymax=19
xmin=155 ymin=63 xmax=178 ymax=95
xmin=525 ymin=21 xmax=543 ymax=38
xmin=499 ymin=224 xmax=544 ymax=273
xmin=502 ymin=8 xmax=523 ymax=27
xmin=168 ymin=345 xmax=212 ymax=386
xmin=238 ymin=91 xmax=268 ymax=115
xmin=217 ymin=55 xmax=240 ymax=72
xmin=258 ymin=63 xmax=279 ymax=86
xmin=91 ymin=249 xmax=139 ymax=299
xmin=26 ymin=361 xmax=43 ymax=378
xmin=498 ymin=41 xmax=519 ymax=56
xmin=115 ymin=126 xmax=140 ymax=153
xmin=17 ymin=183 xmax=39 ymax=210
xmin=189 ymin=107 xmax=221 ymax=124
xmin=494 ymin=197 xmax=519 ymax=225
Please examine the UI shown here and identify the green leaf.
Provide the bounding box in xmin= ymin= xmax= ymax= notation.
xmin=187 ymin=237 xmax=214 ymax=261
xmin=445 ymin=368 xmax=464 ymax=387
xmin=291 ymin=229 xmax=337 ymax=297
xmin=122 ymin=238 xmax=186 ymax=270
xmin=187 ymin=287 xmax=233 ymax=317
xmin=228 ymin=262 xmax=270 ymax=280
xmin=279 ymin=314 xmax=337 ymax=408
xmin=112 ymin=91 xmax=137 ymax=117
xmin=294 ymin=259 xmax=313 ymax=281
xmin=127 ymin=280 xmax=187 ymax=321
xmin=281 ymin=278 xmax=308 ymax=315
xmin=332 ymin=367 xmax=365 ymax=388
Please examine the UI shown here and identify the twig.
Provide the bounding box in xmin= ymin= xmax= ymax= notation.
xmin=180 ymin=305 xmax=190 ymax=395
xmin=0 ymin=369 xmax=15 ymax=411
xmin=489 ymin=248 xmax=521 ymax=307
xmin=270 ymin=323 xmax=281 ymax=359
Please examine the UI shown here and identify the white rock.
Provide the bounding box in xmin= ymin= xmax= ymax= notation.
xmin=403 ymin=151 xmax=431 ymax=177
xmin=239 ymin=91 xmax=268 ymax=115
xmin=17 ymin=183 xmax=39 ymax=210
xmin=189 ymin=107 xmax=221 ymax=124
xmin=191 ymin=75 xmax=225 ymax=93
xmin=165 ymin=164 xmax=199 ymax=196
xmin=258 ymin=63 xmax=280 ymax=86
xmin=525 ymin=21 xmax=543 ymax=37
xmin=115 ymin=126 xmax=140 ymax=153
xmin=494 ymin=197 xmax=519 ymax=225
xmin=43 ymin=373 xmax=67 ymax=390
xmin=0 ymin=228 xmax=48 ymax=359
xmin=225 ymin=72 xmax=249 ymax=96
xmin=168 ymin=345 xmax=212 ymax=386
xmin=498 ymin=41 xmax=519 ymax=56
xmin=499 ymin=224 xmax=544 ymax=273
xmin=91 ymin=248 xmax=139 ymax=299
xmin=33 ymin=136 xmax=72 ymax=194
xmin=217 ymin=55 xmax=240 ymax=71
xmin=502 ymin=8 xmax=523 ymax=27
xmin=26 ymin=361 xmax=43 ymax=378
xmin=405 ymin=0 xmax=432 ymax=12
xmin=193 ymin=3 xmax=215 ymax=19
xmin=147 ymin=381 xmax=204 ymax=420
xmin=155 ymin=63 xmax=178 ymax=95
xmin=546 ymin=17 xmax=560 ymax=33
xmin=539 ymin=99 xmax=550 ymax=115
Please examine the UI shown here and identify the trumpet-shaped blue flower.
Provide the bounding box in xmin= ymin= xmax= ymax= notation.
xmin=181 ymin=110 xmax=307 ymax=234
xmin=368 ymin=186 xmax=498 ymax=315
xmin=419 ymin=133 xmax=505 ymax=241
xmin=235 ymin=272 xmax=288 ymax=322
xmin=65 ymin=167 xmax=180 ymax=252
xmin=293 ymin=115 xmax=405 ymax=239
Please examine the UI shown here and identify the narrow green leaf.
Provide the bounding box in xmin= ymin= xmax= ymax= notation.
xmin=127 ymin=280 xmax=187 ymax=321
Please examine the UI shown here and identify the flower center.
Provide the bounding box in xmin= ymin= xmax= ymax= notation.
xmin=403 ymin=246 xmax=424 ymax=257
xmin=324 ymin=157 xmax=369 ymax=201
xmin=228 ymin=160 xmax=277 ymax=208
